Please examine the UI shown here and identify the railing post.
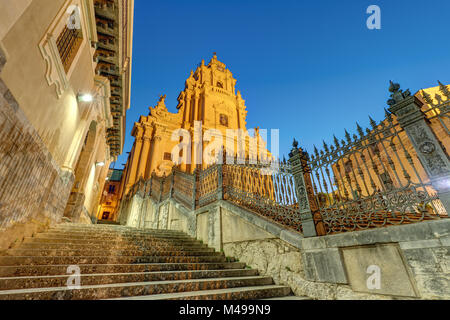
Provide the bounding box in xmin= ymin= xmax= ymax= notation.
xmin=217 ymin=164 xmax=223 ymax=200
xmin=148 ymin=174 xmax=153 ymax=198
xmin=169 ymin=170 xmax=175 ymax=198
xmin=159 ymin=174 xmax=165 ymax=203
xmin=388 ymin=81 xmax=450 ymax=214
xmin=288 ymin=139 xmax=317 ymax=237
xmin=192 ymin=168 xmax=198 ymax=210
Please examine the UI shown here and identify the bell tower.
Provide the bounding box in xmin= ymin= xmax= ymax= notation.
xmin=176 ymin=53 xmax=248 ymax=132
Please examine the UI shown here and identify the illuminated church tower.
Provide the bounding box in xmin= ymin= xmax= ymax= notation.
xmin=120 ymin=54 xmax=269 ymax=195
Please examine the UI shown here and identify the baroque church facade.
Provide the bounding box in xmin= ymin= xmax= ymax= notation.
xmin=118 ymin=54 xmax=270 ymax=198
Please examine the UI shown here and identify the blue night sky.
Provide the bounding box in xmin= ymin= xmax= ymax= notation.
xmin=115 ymin=0 xmax=450 ymax=168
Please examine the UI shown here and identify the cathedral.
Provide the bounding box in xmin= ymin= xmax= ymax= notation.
xmin=118 ymin=53 xmax=270 ymax=197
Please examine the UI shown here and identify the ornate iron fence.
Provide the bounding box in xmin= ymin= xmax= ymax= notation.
xmin=172 ymin=169 xmax=195 ymax=210
xmin=197 ymin=165 xmax=220 ymax=208
xmin=223 ymin=162 xmax=302 ymax=233
xmin=289 ymin=81 xmax=449 ymax=236
xmin=150 ymin=174 xmax=162 ymax=202
xmin=307 ymin=113 xmax=444 ymax=234
xmin=161 ymin=174 xmax=172 ymax=201
xmin=123 ymin=159 xmax=303 ymax=234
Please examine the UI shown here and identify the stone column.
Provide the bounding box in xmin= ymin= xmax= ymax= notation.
xmin=127 ymin=125 xmax=144 ymax=189
xmin=184 ymin=92 xmax=192 ymax=126
xmin=193 ymin=92 xmax=200 ymax=122
xmin=288 ymin=139 xmax=317 ymax=237
xmin=388 ymin=81 xmax=450 ymax=214
xmin=149 ymin=133 xmax=163 ymax=176
xmin=137 ymin=124 xmax=153 ymax=180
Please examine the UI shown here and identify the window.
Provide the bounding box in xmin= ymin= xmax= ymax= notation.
xmin=217 ymin=81 xmax=224 ymax=88
xmin=108 ymin=185 xmax=116 ymax=194
xmin=102 ymin=212 xmax=110 ymax=220
xmin=56 ymin=24 xmax=83 ymax=73
xmin=220 ymin=114 xmax=228 ymax=127
xmin=164 ymin=152 xmax=172 ymax=161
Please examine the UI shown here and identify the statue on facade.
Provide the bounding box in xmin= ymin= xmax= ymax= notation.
xmin=153 ymin=94 xmax=168 ymax=113
xmin=186 ymin=70 xmax=195 ymax=89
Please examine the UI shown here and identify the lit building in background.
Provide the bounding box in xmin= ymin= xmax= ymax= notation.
xmin=97 ymin=168 xmax=123 ymax=223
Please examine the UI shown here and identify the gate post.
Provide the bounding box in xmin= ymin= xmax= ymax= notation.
xmin=169 ymin=170 xmax=175 ymax=198
xmin=217 ymin=164 xmax=224 ymax=201
xmin=158 ymin=174 xmax=165 ymax=203
xmin=388 ymin=81 xmax=450 ymax=214
xmin=289 ymin=139 xmax=317 ymax=237
xmin=192 ymin=168 xmax=198 ymax=210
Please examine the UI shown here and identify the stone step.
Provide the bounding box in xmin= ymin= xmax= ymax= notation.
xmin=0 ymin=262 xmax=247 ymax=277
xmin=53 ymin=225 xmax=185 ymax=234
xmin=96 ymin=220 xmax=120 ymax=225
xmin=23 ymin=237 xmax=204 ymax=246
xmin=6 ymin=248 xmax=222 ymax=257
xmin=0 ymin=276 xmax=274 ymax=300
xmin=0 ymin=223 xmax=298 ymax=300
xmin=45 ymin=228 xmax=189 ymax=234
xmin=0 ymin=269 xmax=259 ymax=290
xmin=49 ymin=227 xmax=187 ymax=236
xmin=0 ymin=255 xmax=227 ymax=266
xmin=19 ymin=242 xmax=210 ymax=251
xmin=109 ymin=285 xmax=292 ymax=300
xmin=38 ymin=232 xmax=192 ymax=241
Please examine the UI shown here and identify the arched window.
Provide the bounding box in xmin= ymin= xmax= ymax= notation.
xmin=217 ymin=81 xmax=223 ymax=88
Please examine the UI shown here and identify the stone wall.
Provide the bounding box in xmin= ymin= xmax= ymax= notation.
xmin=0 ymin=46 xmax=74 ymax=251
xmin=223 ymin=239 xmax=386 ymax=300
xmin=221 ymin=204 xmax=449 ymax=300
xmin=120 ymin=191 xmax=449 ymax=300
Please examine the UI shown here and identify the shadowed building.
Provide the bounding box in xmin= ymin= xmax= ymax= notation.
xmin=0 ymin=0 xmax=134 ymax=250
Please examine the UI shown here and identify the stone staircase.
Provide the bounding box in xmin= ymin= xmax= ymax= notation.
xmin=0 ymin=223 xmax=299 ymax=300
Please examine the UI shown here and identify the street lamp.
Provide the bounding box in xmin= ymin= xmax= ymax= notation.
xmin=77 ymin=93 xmax=94 ymax=103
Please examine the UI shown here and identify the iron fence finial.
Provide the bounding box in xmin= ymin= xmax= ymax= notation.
xmin=369 ymin=116 xmax=377 ymax=129
xmin=333 ymin=135 xmax=340 ymax=148
xmin=356 ymin=122 xmax=364 ymax=138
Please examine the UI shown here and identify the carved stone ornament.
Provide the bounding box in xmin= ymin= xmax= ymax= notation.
xmin=419 ymin=141 xmax=436 ymax=154
xmin=408 ymin=125 xmax=448 ymax=176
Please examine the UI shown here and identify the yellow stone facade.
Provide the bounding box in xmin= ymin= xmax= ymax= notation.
xmin=120 ymin=54 xmax=270 ymax=196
